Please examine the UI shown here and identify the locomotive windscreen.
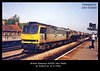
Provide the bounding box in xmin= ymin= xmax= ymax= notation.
xmin=22 ymin=25 xmax=39 ymax=34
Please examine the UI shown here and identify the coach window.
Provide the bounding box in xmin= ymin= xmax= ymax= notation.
xmin=40 ymin=27 xmax=46 ymax=33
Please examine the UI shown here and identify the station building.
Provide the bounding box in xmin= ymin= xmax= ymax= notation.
xmin=2 ymin=21 xmax=22 ymax=40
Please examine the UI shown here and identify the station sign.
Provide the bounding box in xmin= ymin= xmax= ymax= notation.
xmin=87 ymin=23 xmax=97 ymax=31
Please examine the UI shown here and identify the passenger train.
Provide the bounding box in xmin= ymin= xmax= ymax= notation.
xmin=21 ymin=22 xmax=89 ymax=53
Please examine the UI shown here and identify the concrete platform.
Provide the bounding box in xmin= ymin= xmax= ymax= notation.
xmin=69 ymin=39 xmax=98 ymax=60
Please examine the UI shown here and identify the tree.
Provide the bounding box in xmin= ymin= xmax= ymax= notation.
xmin=19 ymin=23 xmax=28 ymax=30
xmin=2 ymin=14 xmax=28 ymax=30
xmin=2 ymin=14 xmax=20 ymax=25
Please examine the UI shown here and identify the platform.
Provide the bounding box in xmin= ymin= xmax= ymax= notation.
xmin=69 ymin=38 xmax=98 ymax=60
xmin=57 ymin=38 xmax=98 ymax=60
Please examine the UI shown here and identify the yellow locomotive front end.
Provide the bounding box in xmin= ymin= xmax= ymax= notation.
xmin=21 ymin=25 xmax=40 ymax=44
xmin=21 ymin=22 xmax=46 ymax=53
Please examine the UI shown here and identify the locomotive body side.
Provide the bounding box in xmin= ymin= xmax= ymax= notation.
xmin=21 ymin=22 xmax=70 ymax=45
xmin=44 ymin=26 xmax=67 ymax=43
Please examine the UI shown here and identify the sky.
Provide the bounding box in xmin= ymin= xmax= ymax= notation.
xmin=2 ymin=2 xmax=98 ymax=34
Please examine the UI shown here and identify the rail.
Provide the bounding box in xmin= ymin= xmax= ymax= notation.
xmin=2 ymin=40 xmax=21 ymax=48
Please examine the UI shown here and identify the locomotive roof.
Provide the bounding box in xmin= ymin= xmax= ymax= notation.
xmin=24 ymin=22 xmax=89 ymax=34
xmin=27 ymin=22 xmax=69 ymax=31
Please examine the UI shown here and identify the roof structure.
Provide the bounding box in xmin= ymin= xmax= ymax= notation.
xmin=2 ymin=24 xmax=22 ymax=32
xmin=28 ymin=22 xmax=69 ymax=31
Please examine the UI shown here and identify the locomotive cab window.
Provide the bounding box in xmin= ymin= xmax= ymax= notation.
xmin=23 ymin=25 xmax=39 ymax=34
xmin=40 ymin=27 xmax=46 ymax=33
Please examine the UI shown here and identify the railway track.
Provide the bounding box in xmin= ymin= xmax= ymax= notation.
xmin=2 ymin=45 xmax=21 ymax=52
xmin=2 ymin=40 xmax=21 ymax=53
xmin=3 ymin=53 xmax=28 ymax=60
xmin=2 ymin=40 xmax=21 ymax=48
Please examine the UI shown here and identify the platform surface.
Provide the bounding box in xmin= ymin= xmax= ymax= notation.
xmin=69 ymin=38 xmax=98 ymax=60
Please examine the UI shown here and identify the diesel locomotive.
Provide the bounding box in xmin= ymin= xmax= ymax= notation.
xmin=21 ymin=22 xmax=89 ymax=53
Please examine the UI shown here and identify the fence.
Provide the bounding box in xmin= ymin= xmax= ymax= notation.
xmin=2 ymin=36 xmax=21 ymax=40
